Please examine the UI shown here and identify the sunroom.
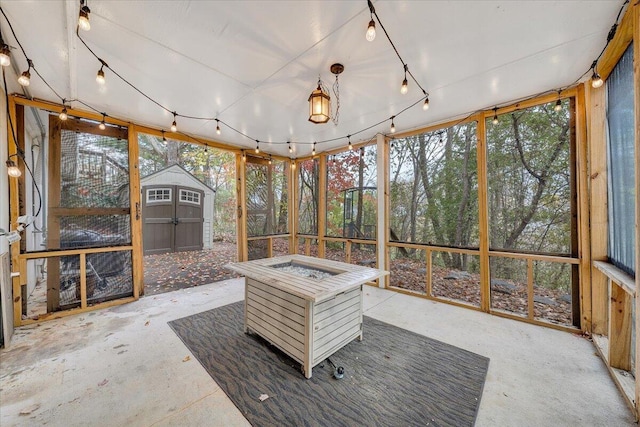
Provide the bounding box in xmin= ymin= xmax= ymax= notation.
xmin=0 ymin=1 xmax=638 ymax=425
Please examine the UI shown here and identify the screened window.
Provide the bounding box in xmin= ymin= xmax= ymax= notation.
xmin=606 ymin=43 xmax=635 ymax=276
xmin=486 ymin=100 xmax=573 ymax=254
xmin=326 ymin=146 xmax=377 ymax=239
xmin=389 ymin=122 xmax=479 ymax=249
xmin=297 ymin=159 xmax=319 ymax=235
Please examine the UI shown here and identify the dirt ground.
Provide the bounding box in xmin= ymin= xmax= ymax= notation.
xmin=143 ymin=241 xmax=573 ymax=327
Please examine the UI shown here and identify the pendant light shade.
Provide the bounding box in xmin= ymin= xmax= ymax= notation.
xmin=308 ymin=80 xmax=330 ymax=124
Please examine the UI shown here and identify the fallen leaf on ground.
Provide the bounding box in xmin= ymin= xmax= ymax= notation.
xmin=258 ymin=394 xmax=269 ymax=401
xmin=144 ymin=321 xmax=150 ymax=326
xmin=19 ymin=403 xmax=40 ymax=415
xmin=182 ymin=355 xmax=191 ymax=362
xmin=98 ymin=379 xmax=108 ymax=386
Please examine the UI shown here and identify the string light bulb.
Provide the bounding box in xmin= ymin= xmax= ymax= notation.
xmin=366 ymin=0 xmax=376 ymax=41
xmin=366 ymin=19 xmax=376 ymax=42
xmin=390 ymin=118 xmax=396 ymax=133
xmin=268 ymin=155 xmax=272 ymax=165
xmin=288 ymin=143 xmax=293 ymax=154
xmin=348 ymin=135 xmax=353 ymax=151
xmin=242 ymin=151 xmax=246 ymax=162
xmin=312 ymin=142 xmax=316 ymax=156
xmin=170 ymin=113 xmax=177 ymax=132
xmin=423 ymin=97 xmax=430 ymax=111
xmin=99 ymin=114 xmax=106 ymax=130
xmin=18 ymin=60 xmax=32 ymax=86
xmin=0 ymin=42 xmax=10 ymax=67
xmin=400 ymin=65 xmax=409 ymax=95
xmin=59 ymin=106 xmax=68 ymax=121
xmin=491 ymin=107 xmax=499 ymax=125
xmin=78 ymin=1 xmax=91 ymax=31
xmin=591 ymin=70 xmax=603 ymax=88
xmin=255 ymin=140 xmax=260 ymax=154
xmin=400 ymin=78 xmax=408 ymax=95
xmin=6 ymin=159 xmax=21 ymax=178
xmin=553 ymin=90 xmax=562 ymax=112
xmin=96 ymin=65 xmax=105 ymax=85
xmin=215 ymin=119 xmax=221 ymax=135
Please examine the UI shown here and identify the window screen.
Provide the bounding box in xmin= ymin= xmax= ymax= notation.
xmin=606 ymin=43 xmax=635 ymax=276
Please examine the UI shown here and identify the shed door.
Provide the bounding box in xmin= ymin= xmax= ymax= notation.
xmin=142 ymin=185 xmax=204 ymax=255
xmin=175 ymin=186 xmax=204 ymax=252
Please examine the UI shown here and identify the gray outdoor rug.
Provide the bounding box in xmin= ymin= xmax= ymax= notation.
xmin=168 ymin=301 xmax=489 ymax=427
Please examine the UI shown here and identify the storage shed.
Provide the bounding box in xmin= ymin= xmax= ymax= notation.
xmin=140 ymin=164 xmax=215 ymax=254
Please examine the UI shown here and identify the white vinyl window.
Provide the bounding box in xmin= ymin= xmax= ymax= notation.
xmin=180 ymin=189 xmax=201 ymax=205
xmin=147 ymin=188 xmax=172 ymax=203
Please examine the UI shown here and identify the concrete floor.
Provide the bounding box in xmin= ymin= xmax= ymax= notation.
xmin=0 ymin=278 xmax=634 ymax=427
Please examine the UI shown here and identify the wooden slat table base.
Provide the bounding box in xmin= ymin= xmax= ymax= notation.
xmin=228 ymin=255 xmax=388 ymax=378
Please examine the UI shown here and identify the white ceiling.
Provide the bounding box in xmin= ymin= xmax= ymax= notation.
xmin=0 ymin=1 xmax=623 ymax=157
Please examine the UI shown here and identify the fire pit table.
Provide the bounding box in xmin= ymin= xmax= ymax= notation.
xmin=225 ymin=254 xmax=388 ymax=378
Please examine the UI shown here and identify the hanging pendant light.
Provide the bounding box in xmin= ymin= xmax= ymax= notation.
xmin=308 ymin=77 xmax=330 ymax=124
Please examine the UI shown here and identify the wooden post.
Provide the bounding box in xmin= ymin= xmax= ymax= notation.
xmin=632 ymin=2 xmax=640 ymax=418
xmin=128 ymin=125 xmax=142 ymax=298
xmin=8 ymin=97 xmax=22 ymax=325
xmin=79 ymin=253 xmax=87 ymax=309
xmin=289 ymin=160 xmax=296 ymax=254
xmin=237 ymin=153 xmax=247 ymax=261
xmin=318 ymin=155 xmax=327 ymax=258
xmin=425 ymin=248 xmax=432 ymax=296
xmin=585 ymin=83 xmax=609 ymax=335
xmin=527 ymin=259 xmax=534 ymax=320
xmin=377 ymin=133 xmax=388 ymax=287
xmin=475 ymin=113 xmax=491 ymax=312
xmin=574 ymin=89 xmax=591 ymax=330
xmin=609 ymin=281 xmax=632 ymax=371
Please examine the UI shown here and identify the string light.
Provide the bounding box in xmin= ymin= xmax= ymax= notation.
xmin=99 ymin=113 xmax=106 ymax=130
xmin=360 ymin=147 xmax=364 ymax=158
xmin=17 ymin=59 xmax=32 ymax=86
xmin=242 ymin=150 xmax=246 ymax=161
xmin=423 ymin=97 xmax=430 ymax=111
xmin=491 ymin=107 xmax=499 ymax=125
xmin=170 ymin=112 xmax=177 ymax=132
xmin=400 ymin=65 xmax=409 ymax=94
xmin=215 ymin=119 xmax=221 ymax=135
xmin=390 ymin=117 xmax=396 ymax=133
xmin=6 ymin=159 xmax=21 ymax=178
xmin=288 ymin=142 xmax=293 ymax=154
xmin=312 ymin=142 xmax=316 ymax=156
xmin=366 ymin=0 xmax=376 ymax=41
xmin=162 ymin=130 xmax=166 ymax=142
xmin=554 ymin=91 xmax=562 ymax=112
xmin=591 ymin=70 xmax=603 ymax=88
xmin=255 ymin=140 xmax=260 ymax=154
xmin=348 ymin=135 xmax=353 ymax=150
xmin=59 ymin=105 xmax=68 ymax=121
xmin=78 ymin=0 xmax=91 ymax=31
xmin=268 ymin=155 xmax=272 ymax=165
xmin=0 ymin=39 xmax=10 ymax=67
xmin=96 ymin=64 xmax=105 ymax=85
